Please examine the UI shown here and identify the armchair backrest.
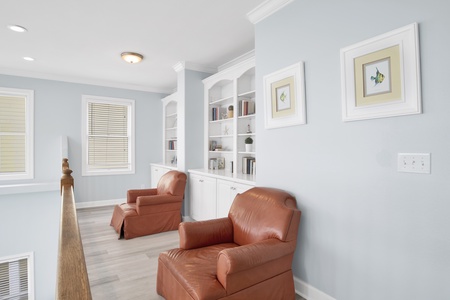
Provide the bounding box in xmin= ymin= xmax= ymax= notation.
xmin=228 ymin=187 xmax=301 ymax=246
xmin=157 ymin=171 xmax=187 ymax=197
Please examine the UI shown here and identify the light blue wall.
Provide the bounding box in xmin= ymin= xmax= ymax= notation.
xmin=255 ymin=1 xmax=450 ymax=299
xmin=180 ymin=69 xmax=211 ymax=216
xmin=0 ymin=190 xmax=60 ymax=299
xmin=0 ymin=74 xmax=165 ymax=203
xmin=185 ymin=69 xmax=210 ymax=171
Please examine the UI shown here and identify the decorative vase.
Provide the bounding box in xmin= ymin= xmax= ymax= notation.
xmin=245 ymin=144 xmax=252 ymax=152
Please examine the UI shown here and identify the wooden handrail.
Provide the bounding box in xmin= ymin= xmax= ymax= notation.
xmin=56 ymin=158 xmax=92 ymax=300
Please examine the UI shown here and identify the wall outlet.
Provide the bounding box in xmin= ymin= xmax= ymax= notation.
xmin=397 ymin=153 xmax=431 ymax=174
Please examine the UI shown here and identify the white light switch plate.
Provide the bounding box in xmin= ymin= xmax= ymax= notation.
xmin=397 ymin=153 xmax=431 ymax=174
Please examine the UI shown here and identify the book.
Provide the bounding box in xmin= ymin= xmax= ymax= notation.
xmin=242 ymin=157 xmax=256 ymax=174
xmin=239 ymin=100 xmax=255 ymax=116
xmin=211 ymin=106 xmax=220 ymax=121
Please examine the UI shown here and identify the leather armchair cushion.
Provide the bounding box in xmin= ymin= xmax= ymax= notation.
xmin=159 ymin=243 xmax=238 ymax=300
xmin=217 ymin=239 xmax=296 ymax=294
xmin=136 ymin=195 xmax=183 ymax=215
xmin=179 ymin=218 xmax=233 ymax=250
xmin=230 ymin=187 xmax=300 ymax=245
xmin=157 ymin=171 xmax=186 ymax=196
xmin=127 ymin=188 xmax=157 ymax=203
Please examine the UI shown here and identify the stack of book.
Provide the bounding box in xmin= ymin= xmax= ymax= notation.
xmin=168 ymin=140 xmax=177 ymax=150
xmin=239 ymin=100 xmax=255 ymax=116
xmin=242 ymin=157 xmax=256 ymax=175
xmin=211 ymin=106 xmax=220 ymax=121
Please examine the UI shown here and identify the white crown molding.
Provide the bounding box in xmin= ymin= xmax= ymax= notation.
xmin=247 ymin=0 xmax=294 ymax=24
xmin=218 ymin=50 xmax=255 ymax=72
xmin=172 ymin=61 xmax=216 ymax=74
xmin=0 ymin=68 xmax=173 ymax=94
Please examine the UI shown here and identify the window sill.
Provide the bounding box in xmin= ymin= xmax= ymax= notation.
xmin=0 ymin=182 xmax=59 ymax=195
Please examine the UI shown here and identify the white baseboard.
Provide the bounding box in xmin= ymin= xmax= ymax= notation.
xmin=76 ymin=198 xmax=125 ymax=209
xmin=294 ymin=277 xmax=336 ymax=300
xmin=182 ymin=215 xmax=195 ymax=222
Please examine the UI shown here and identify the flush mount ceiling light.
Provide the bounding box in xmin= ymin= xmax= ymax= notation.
xmin=23 ymin=57 xmax=34 ymax=61
xmin=121 ymin=52 xmax=143 ymax=64
xmin=7 ymin=24 xmax=28 ymax=33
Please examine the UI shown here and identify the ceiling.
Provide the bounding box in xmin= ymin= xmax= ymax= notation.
xmin=0 ymin=0 xmax=266 ymax=94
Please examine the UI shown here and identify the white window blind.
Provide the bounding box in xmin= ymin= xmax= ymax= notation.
xmin=0 ymin=88 xmax=33 ymax=181
xmin=0 ymin=253 xmax=33 ymax=300
xmin=82 ymin=95 xmax=135 ymax=176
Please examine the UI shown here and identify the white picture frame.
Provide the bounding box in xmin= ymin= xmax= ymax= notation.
xmin=340 ymin=23 xmax=421 ymax=121
xmin=263 ymin=62 xmax=306 ymax=129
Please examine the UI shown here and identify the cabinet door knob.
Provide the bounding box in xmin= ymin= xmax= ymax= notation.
xmin=199 ymin=179 xmax=204 ymax=183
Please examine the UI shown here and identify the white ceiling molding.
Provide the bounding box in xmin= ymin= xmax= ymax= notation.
xmin=0 ymin=67 xmax=172 ymax=94
xmin=218 ymin=50 xmax=255 ymax=72
xmin=172 ymin=61 xmax=217 ymax=74
xmin=247 ymin=0 xmax=294 ymax=24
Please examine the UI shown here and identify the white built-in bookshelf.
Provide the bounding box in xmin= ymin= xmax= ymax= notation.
xmin=203 ymin=56 xmax=256 ymax=182
xmin=162 ymin=93 xmax=178 ymax=167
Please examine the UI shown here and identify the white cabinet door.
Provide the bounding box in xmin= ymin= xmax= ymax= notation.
xmin=190 ymin=174 xmax=217 ymax=221
xmin=216 ymin=179 xmax=253 ymax=218
xmin=151 ymin=165 xmax=170 ymax=188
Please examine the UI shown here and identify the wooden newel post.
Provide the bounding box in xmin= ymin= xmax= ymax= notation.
xmin=61 ymin=158 xmax=74 ymax=193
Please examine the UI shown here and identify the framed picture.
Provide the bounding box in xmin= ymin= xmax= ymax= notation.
xmin=263 ymin=62 xmax=306 ymax=129
xmin=340 ymin=23 xmax=421 ymax=121
xmin=217 ymin=157 xmax=225 ymax=169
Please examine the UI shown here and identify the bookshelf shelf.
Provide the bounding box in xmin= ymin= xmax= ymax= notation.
xmin=238 ymin=90 xmax=256 ymax=98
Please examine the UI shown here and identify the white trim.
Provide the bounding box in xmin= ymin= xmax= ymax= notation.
xmin=0 ymin=182 xmax=59 ymax=195
xmin=81 ymin=95 xmax=136 ymax=176
xmin=294 ymin=277 xmax=337 ymax=300
xmin=247 ymin=0 xmax=294 ymax=24
xmin=0 ymin=87 xmax=34 ymax=181
xmin=76 ymin=198 xmax=125 ymax=209
xmin=0 ymin=252 xmax=35 ymax=300
xmin=172 ymin=61 xmax=217 ymax=74
xmin=218 ymin=50 xmax=255 ymax=72
xmin=0 ymin=67 xmax=172 ymax=94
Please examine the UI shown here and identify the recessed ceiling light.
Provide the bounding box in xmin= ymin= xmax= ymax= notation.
xmin=121 ymin=52 xmax=143 ymax=64
xmin=23 ymin=57 xmax=34 ymax=61
xmin=7 ymin=24 xmax=28 ymax=33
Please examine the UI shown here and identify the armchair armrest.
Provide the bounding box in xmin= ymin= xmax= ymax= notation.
xmin=217 ymin=239 xmax=297 ymax=294
xmin=127 ymin=188 xmax=157 ymax=203
xmin=135 ymin=195 xmax=183 ymax=216
xmin=136 ymin=195 xmax=182 ymax=206
xmin=179 ymin=218 xmax=233 ymax=250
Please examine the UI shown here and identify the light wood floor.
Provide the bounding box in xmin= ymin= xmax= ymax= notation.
xmin=78 ymin=205 xmax=305 ymax=300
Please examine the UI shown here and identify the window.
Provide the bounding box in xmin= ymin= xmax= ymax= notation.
xmin=82 ymin=95 xmax=135 ymax=176
xmin=0 ymin=252 xmax=34 ymax=300
xmin=0 ymin=87 xmax=34 ymax=181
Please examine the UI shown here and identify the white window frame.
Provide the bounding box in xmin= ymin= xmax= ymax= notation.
xmin=0 ymin=252 xmax=35 ymax=300
xmin=81 ymin=95 xmax=135 ymax=176
xmin=0 ymin=87 xmax=34 ymax=181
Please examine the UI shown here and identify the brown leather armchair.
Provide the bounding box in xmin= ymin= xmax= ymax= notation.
xmin=110 ymin=170 xmax=187 ymax=239
xmin=157 ymin=187 xmax=301 ymax=300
